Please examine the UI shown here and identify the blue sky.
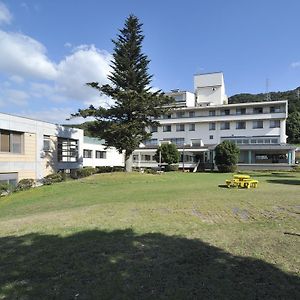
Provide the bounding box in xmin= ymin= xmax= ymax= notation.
xmin=0 ymin=0 xmax=299 ymax=123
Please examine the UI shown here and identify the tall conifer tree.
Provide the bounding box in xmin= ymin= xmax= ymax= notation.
xmin=74 ymin=15 xmax=173 ymax=171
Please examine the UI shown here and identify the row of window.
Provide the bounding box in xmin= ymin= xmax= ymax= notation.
xmin=222 ymin=137 xmax=279 ymax=144
xmin=153 ymin=120 xmax=281 ymax=133
xmin=161 ymin=106 xmax=283 ymax=119
xmin=83 ymin=149 xmax=107 ymax=159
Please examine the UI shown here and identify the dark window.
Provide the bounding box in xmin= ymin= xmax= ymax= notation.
xmin=163 ymin=125 xmax=172 ymax=132
xmin=236 ymin=121 xmax=246 ymax=130
xmin=189 ymin=124 xmax=195 ymax=131
xmin=58 ymin=138 xmax=78 ymax=162
xmin=270 ymin=120 xmax=280 ymax=128
xmin=96 ymin=151 xmax=106 ymax=159
xmin=220 ymin=122 xmax=230 ymax=130
xmin=253 ymin=107 xmax=263 ymax=114
xmin=0 ymin=130 xmax=23 ymax=153
xmin=176 ymin=124 xmax=185 ymax=131
xmin=43 ymin=135 xmax=51 ymax=151
xmin=236 ymin=108 xmax=246 ymax=115
xmin=209 ymin=135 xmax=214 ymax=140
xmin=253 ymin=120 xmax=263 ymax=129
xmin=221 ymin=109 xmax=230 ymax=116
xmin=83 ymin=149 xmax=92 ymax=158
xmin=209 ymin=110 xmax=216 ymax=116
xmin=209 ymin=122 xmax=216 ymax=130
xmin=189 ymin=111 xmax=195 ymax=118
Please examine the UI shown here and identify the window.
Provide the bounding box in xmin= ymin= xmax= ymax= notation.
xmin=236 ymin=121 xmax=246 ymax=130
xmin=236 ymin=108 xmax=246 ymax=115
xmin=209 ymin=110 xmax=215 ymax=116
xmin=144 ymin=139 xmax=158 ymax=146
xmin=220 ymin=122 xmax=230 ymax=130
xmin=43 ymin=135 xmax=51 ymax=151
xmin=270 ymin=106 xmax=281 ymax=113
xmin=270 ymin=120 xmax=280 ymax=128
xmin=176 ymin=111 xmax=185 ymax=118
xmin=83 ymin=149 xmax=92 ymax=158
xmin=167 ymin=138 xmax=185 ymax=146
xmin=209 ymin=135 xmax=213 ymax=140
xmin=221 ymin=109 xmax=230 ymax=116
xmin=163 ymin=114 xmax=172 ymax=119
xmin=176 ymin=124 xmax=185 ymax=132
xmin=150 ymin=125 xmax=158 ymax=133
xmin=0 ymin=130 xmax=23 ymax=154
xmin=253 ymin=120 xmax=263 ymax=129
xmin=209 ymin=122 xmax=216 ymax=130
xmin=163 ymin=125 xmax=172 ymax=132
xmin=96 ymin=151 xmax=106 ymax=159
xmin=253 ymin=107 xmax=263 ymax=114
xmin=189 ymin=124 xmax=195 ymax=131
xmin=58 ymin=138 xmax=78 ymax=162
xmin=189 ymin=111 xmax=195 ymax=118
xmin=0 ymin=173 xmax=18 ymax=187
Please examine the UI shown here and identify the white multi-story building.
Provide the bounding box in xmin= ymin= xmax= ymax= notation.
xmin=133 ymin=72 xmax=296 ymax=170
xmin=0 ymin=113 xmax=124 ymax=184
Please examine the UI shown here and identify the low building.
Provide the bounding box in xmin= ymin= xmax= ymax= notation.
xmin=82 ymin=136 xmax=124 ymax=168
xmin=0 ymin=113 xmax=124 ymax=185
xmin=133 ymin=72 xmax=296 ymax=170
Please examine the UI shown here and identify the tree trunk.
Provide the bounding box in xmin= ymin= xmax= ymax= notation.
xmin=125 ymin=152 xmax=133 ymax=172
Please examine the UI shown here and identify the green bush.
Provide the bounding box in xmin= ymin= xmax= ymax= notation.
xmin=96 ymin=166 xmax=124 ymax=173
xmin=16 ymin=178 xmax=35 ymax=191
xmin=215 ymin=141 xmax=240 ymax=173
xmin=71 ymin=167 xmax=96 ymax=179
xmin=43 ymin=173 xmax=64 ymax=185
xmin=164 ymin=164 xmax=179 ymax=172
xmin=0 ymin=183 xmax=15 ymax=196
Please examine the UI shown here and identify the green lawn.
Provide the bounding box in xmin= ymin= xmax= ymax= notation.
xmin=0 ymin=172 xmax=299 ymax=299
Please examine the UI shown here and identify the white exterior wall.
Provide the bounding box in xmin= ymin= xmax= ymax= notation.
xmin=194 ymin=72 xmax=227 ymax=105
xmin=82 ymin=142 xmax=124 ymax=168
xmin=151 ymin=101 xmax=287 ymax=146
xmin=0 ymin=113 xmax=83 ymax=181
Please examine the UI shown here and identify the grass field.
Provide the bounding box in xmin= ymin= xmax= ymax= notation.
xmin=0 ymin=171 xmax=299 ymax=299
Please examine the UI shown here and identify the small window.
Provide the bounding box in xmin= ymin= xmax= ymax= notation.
xmin=270 ymin=106 xmax=281 ymax=113
xmin=83 ymin=149 xmax=92 ymax=158
xmin=220 ymin=122 xmax=230 ymax=130
xmin=150 ymin=125 xmax=158 ymax=133
xmin=236 ymin=121 xmax=246 ymax=130
xmin=43 ymin=135 xmax=51 ymax=151
xmin=253 ymin=107 xmax=263 ymax=114
xmin=176 ymin=124 xmax=185 ymax=132
xmin=209 ymin=110 xmax=216 ymax=116
xmin=209 ymin=122 xmax=216 ymax=131
xmin=96 ymin=151 xmax=106 ymax=159
xmin=189 ymin=111 xmax=195 ymax=118
xmin=189 ymin=124 xmax=195 ymax=131
xmin=209 ymin=135 xmax=214 ymax=140
xmin=270 ymin=120 xmax=280 ymax=128
xmin=163 ymin=125 xmax=172 ymax=132
xmin=236 ymin=108 xmax=246 ymax=115
xmin=221 ymin=109 xmax=230 ymax=116
xmin=253 ymin=120 xmax=263 ymax=129
xmin=176 ymin=111 xmax=185 ymax=118
xmin=0 ymin=130 xmax=23 ymax=154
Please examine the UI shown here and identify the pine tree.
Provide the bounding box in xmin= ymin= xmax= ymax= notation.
xmin=74 ymin=15 xmax=173 ymax=171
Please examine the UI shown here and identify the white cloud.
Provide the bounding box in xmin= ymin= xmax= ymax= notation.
xmin=9 ymin=75 xmax=24 ymax=84
xmin=0 ymin=89 xmax=29 ymax=107
xmin=0 ymin=30 xmax=58 ymax=79
xmin=291 ymin=61 xmax=300 ymax=68
xmin=0 ymin=2 xmax=12 ymax=25
xmin=17 ymin=107 xmax=78 ymax=124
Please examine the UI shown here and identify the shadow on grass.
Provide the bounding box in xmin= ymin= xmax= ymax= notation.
xmin=267 ymin=179 xmax=300 ymax=185
xmin=0 ymin=229 xmax=299 ymax=299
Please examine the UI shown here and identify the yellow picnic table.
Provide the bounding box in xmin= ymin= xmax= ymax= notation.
xmin=225 ymin=174 xmax=258 ymax=189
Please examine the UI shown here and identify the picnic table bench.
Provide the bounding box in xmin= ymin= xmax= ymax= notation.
xmin=225 ymin=174 xmax=258 ymax=189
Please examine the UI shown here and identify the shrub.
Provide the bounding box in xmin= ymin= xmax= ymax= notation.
xmin=96 ymin=166 xmax=125 ymax=173
xmin=72 ymin=167 xmax=96 ymax=179
xmin=165 ymin=164 xmax=179 ymax=172
xmin=43 ymin=173 xmax=64 ymax=185
xmin=16 ymin=178 xmax=35 ymax=191
xmin=0 ymin=183 xmax=15 ymax=196
xmin=215 ymin=141 xmax=240 ymax=173
xmin=154 ymin=143 xmax=179 ymax=165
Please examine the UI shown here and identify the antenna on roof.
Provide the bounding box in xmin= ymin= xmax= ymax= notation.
xmin=265 ymin=78 xmax=271 ymax=101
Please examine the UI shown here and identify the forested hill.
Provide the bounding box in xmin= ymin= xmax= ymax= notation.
xmin=229 ymin=87 xmax=300 ymax=113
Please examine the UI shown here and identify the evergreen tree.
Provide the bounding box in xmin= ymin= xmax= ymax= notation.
xmin=73 ymin=15 xmax=173 ymax=171
xmin=287 ymin=111 xmax=300 ymax=143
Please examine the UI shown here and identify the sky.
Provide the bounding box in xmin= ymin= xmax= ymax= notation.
xmin=0 ymin=0 xmax=299 ymax=124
